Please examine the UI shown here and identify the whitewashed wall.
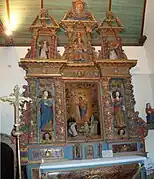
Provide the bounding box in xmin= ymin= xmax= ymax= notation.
xmin=143 ymin=0 xmax=154 ymax=164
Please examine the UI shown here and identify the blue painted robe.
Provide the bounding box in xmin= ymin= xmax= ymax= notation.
xmin=40 ymin=99 xmax=53 ymax=130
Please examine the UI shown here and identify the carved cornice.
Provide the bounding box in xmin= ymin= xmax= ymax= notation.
xmin=19 ymin=59 xmax=66 ymax=69
xmin=97 ymin=59 xmax=137 ymax=67
xmin=66 ymin=62 xmax=95 ymax=67
xmin=20 ymin=58 xmax=67 ymax=63
xmin=19 ymin=58 xmax=137 ymax=78
xmin=97 ymin=59 xmax=137 ymax=77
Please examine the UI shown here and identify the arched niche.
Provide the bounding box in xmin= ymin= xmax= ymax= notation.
xmin=0 ymin=133 xmax=17 ymax=179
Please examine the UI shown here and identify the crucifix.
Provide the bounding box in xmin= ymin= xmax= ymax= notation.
xmin=0 ymin=85 xmax=32 ymax=179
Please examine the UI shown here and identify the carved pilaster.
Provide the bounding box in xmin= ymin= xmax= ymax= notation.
xmin=124 ymin=77 xmax=136 ymax=118
xmin=54 ymin=78 xmax=66 ymax=141
xmin=32 ymin=31 xmax=39 ymax=59
xmin=50 ymin=35 xmax=55 ymax=59
xmin=101 ymin=77 xmax=114 ymax=140
xmin=26 ymin=78 xmax=38 ymax=144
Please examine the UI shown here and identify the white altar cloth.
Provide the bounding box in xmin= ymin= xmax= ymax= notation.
xmin=40 ymin=155 xmax=146 ymax=170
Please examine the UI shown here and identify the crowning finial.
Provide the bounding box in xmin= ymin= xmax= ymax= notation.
xmin=72 ymin=0 xmax=85 ymax=10
xmin=108 ymin=0 xmax=112 ymax=12
xmin=41 ymin=0 xmax=44 ymax=9
xmin=72 ymin=0 xmax=84 ymax=3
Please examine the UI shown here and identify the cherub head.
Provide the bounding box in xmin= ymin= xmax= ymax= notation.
xmin=112 ymin=90 xmax=122 ymax=99
xmin=118 ymin=128 xmax=125 ymax=136
xmin=43 ymin=132 xmax=52 ymax=140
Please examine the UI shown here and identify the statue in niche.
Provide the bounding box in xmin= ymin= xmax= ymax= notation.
xmin=71 ymin=92 xmax=88 ymax=122
xmin=64 ymin=0 xmax=94 ymax=21
xmin=73 ymin=144 xmax=82 ymax=159
xmin=89 ymin=114 xmax=100 ymax=135
xmin=38 ymin=40 xmax=49 ymax=59
xmin=109 ymin=49 xmax=118 ymax=59
xmin=39 ymin=90 xmax=53 ymax=131
xmin=86 ymin=145 xmax=94 ymax=159
xmin=145 ymin=103 xmax=154 ymax=123
xmin=74 ymin=32 xmax=85 ymax=45
xmin=75 ymin=146 xmax=81 ymax=158
xmin=100 ymin=35 xmax=127 ymax=60
xmin=109 ymin=43 xmax=118 ymax=59
xmin=71 ymin=32 xmax=89 ymax=61
xmin=67 ymin=117 xmax=78 ymax=137
xmin=109 ymin=90 xmax=126 ymax=128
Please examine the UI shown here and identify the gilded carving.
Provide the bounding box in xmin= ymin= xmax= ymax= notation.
xmin=60 ymin=0 xmax=97 ymax=63
xmin=62 ymin=66 xmax=100 ymax=78
xmin=25 ymin=7 xmax=59 ymax=60
xmin=54 ymin=78 xmax=66 ymax=141
xmin=100 ymin=77 xmax=114 ymax=139
xmin=128 ymin=111 xmax=148 ymax=139
xmin=17 ymin=1 xmax=148 ymax=178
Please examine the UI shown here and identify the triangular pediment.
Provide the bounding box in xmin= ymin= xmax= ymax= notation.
xmin=30 ymin=9 xmax=59 ymax=31
xmin=98 ymin=11 xmax=124 ymax=33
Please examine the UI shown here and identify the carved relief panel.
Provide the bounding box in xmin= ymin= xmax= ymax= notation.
xmin=65 ymin=81 xmax=102 ymax=141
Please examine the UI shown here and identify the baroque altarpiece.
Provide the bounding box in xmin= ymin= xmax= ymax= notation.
xmin=17 ymin=0 xmax=148 ymax=178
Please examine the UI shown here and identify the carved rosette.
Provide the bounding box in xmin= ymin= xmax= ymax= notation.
xmin=101 ymin=77 xmax=114 ymax=140
xmin=54 ymin=78 xmax=66 ymax=141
